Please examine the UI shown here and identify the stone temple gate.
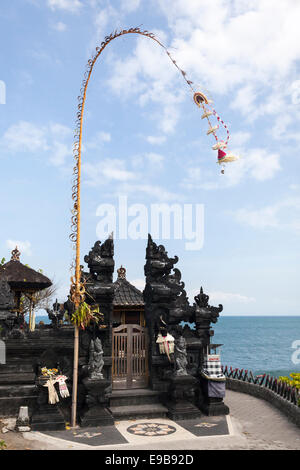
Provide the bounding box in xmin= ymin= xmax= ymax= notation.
xmin=0 ymin=235 xmax=228 ymax=430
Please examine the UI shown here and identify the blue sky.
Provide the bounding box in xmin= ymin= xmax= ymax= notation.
xmin=1 ymin=0 xmax=300 ymax=315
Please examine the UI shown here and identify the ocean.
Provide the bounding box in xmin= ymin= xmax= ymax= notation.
xmin=35 ymin=315 xmax=300 ymax=378
xmin=212 ymin=316 xmax=300 ymax=378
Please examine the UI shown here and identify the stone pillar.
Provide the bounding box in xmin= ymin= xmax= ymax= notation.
xmin=143 ymin=234 xmax=185 ymax=392
xmin=143 ymin=234 xmax=197 ymax=418
xmin=192 ymin=287 xmax=229 ymax=416
xmin=80 ymin=237 xmax=115 ymax=425
xmin=79 ymin=376 xmax=113 ymax=426
xmin=167 ymin=374 xmax=202 ymax=420
xmin=197 ymin=376 xmax=229 ymax=416
xmin=31 ymin=376 xmax=66 ymax=431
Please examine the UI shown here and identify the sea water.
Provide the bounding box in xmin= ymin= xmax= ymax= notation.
xmin=212 ymin=316 xmax=300 ymax=377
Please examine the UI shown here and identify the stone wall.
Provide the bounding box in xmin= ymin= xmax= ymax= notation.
xmin=226 ymin=378 xmax=300 ymax=428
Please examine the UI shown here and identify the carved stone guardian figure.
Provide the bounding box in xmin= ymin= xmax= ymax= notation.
xmin=174 ymin=335 xmax=188 ymax=376
xmin=80 ymin=336 xmax=113 ymax=427
xmin=46 ymin=300 xmax=65 ymax=328
xmin=88 ymin=337 xmax=104 ymax=379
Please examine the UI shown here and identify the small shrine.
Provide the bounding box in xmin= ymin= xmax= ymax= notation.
xmin=112 ymin=266 xmax=145 ymax=327
xmin=0 ymin=247 xmax=52 ymax=332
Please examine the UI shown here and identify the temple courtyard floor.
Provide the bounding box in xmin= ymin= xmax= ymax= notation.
xmin=1 ymin=390 xmax=299 ymax=450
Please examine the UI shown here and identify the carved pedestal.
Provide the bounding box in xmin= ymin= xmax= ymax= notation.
xmin=79 ymin=376 xmax=113 ymax=427
xmin=166 ymin=374 xmax=202 ymax=420
xmin=31 ymin=377 xmax=66 ymax=431
xmin=197 ymin=377 xmax=229 ymax=416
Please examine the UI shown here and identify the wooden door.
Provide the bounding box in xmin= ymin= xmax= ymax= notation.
xmin=112 ymin=324 xmax=148 ymax=390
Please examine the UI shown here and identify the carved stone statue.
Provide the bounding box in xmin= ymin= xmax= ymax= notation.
xmin=144 ymin=234 xmax=179 ymax=283
xmin=174 ymin=335 xmax=188 ymax=376
xmin=84 ymin=237 xmax=114 ymax=283
xmin=88 ymin=337 xmax=104 ymax=379
xmin=46 ymin=300 xmax=65 ymax=327
xmin=144 ymin=234 xmax=190 ymax=325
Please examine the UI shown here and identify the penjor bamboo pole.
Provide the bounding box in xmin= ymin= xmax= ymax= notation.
xmin=69 ymin=27 xmax=198 ymax=429
xmin=71 ymin=74 xmax=83 ymax=429
xmin=71 ymin=325 xmax=79 ymax=427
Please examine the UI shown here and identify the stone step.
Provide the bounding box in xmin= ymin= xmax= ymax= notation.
xmin=0 ymin=372 xmax=35 ymax=384
xmin=0 ymin=395 xmax=37 ymax=417
xmin=109 ymin=403 xmax=168 ymax=421
xmin=31 ymin=405 xmax=66 ymax=432
xmin=0 ymin=364 xmax=35 ymax=373
xmin=0 ymin=384 xmax=36 ymax=398
xmin=109 ymin=388 xmax=162 ymax=407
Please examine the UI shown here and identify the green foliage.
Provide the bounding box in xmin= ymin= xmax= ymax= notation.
xmin=71 ymin=302 xmax=104 ymax=330
xmin=279 ymin=373 xmax=300 ymax=388
xmin=0 ymin=258 xmax=5 ymax=266
xmin=0 ymin=440 xmax=7 ymax=450
xmin=279 ymin=373 xmax=300 ymax=406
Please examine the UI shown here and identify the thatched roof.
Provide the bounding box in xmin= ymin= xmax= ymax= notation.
xmin=113 ymin=266 xmax=144 ymax=307
xmin=0 ymin=247 xmax=52 ymax=292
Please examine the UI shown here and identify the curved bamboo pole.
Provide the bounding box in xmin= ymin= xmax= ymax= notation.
xmin=69 ymin=27 xmax=200 ymax=428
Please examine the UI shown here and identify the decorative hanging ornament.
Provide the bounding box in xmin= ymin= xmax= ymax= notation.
xmin=193 ymin=91 xmax=240 ymax=174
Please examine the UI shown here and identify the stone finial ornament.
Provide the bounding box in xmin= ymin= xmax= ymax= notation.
xmin=11 ymin=246 xmax=21 ymax=262
xmin=117 ymin=266 xmax=126 ymax=279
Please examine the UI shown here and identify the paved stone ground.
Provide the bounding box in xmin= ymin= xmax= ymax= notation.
xmin=1 ymin=390 xmax=300 ymax=450
xmin=225 ymin=389 xmax=300 ymax=450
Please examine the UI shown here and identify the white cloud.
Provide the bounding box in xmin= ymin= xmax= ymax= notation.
xmin=182 ymin=147 xmax=281 ymax=190
xmin=1 ymin=121 xmax=48 ymax=153
xmin=153 ymin=0 xmax=300 ymax=146
xmin=119 ymin=183 xmax=179 ymax=202
xmin=208 ymin=291 xmax=256 ymax=304
xmin=107 ymin=33 xmax=186 ymax=135
xmin=98 ymin=131 xmax=111 ymax=143
xmin=83 ymin=154 xmax=178 ymax=201
xmin=146 ymin=135 xmax=167 ymax=145
xmin=131 ymin=152 xmax=164 ymax=170
xmin=90 ymin=4 xmax=119 ymax=49
xmin=129 ymin=278 xmax=145 ymax=291
xmin=49 ymin=123 xmax=72 ymax=140
xmin=6 ymin=240 xmax=32 ymax=257
xmin=83 ymin=159 xmax=136 ymax=185
xmin=232 ymin=196 xmax=300 ymax=232
xmin=233 ymin=206 xmax=279 ymax=229
xmin=188 ymin=287 xmax=255 ymax=304
xmin=158 ymin=0 xmax=300 ymax=93
xmin=50 ymin=141 xmax=71 ymax=166
xmin=102 ymin=160 xmax=135 ymax=182
xmin=82 ymin=150 xmax=173 ymax=199
xmin=86 ymin=131 xmax=111 ymax=149
xmin=47 ymin=0 xmax=82 ymax=13
xmin=120 ymin=0 xmax=140 ymax=12
xmin=0 ymin=121 xmax=72 ymax=167
xmin=88 ymin=0 xmax=300 ymax=154
xmin=290 ymin=184 xmax=300 ymax=191
xmin=52 ymin=21 xmax=67 ymax=32
xmin=230 ymin=85 xmax=257 ymax=117
xmin=228 ymin=131 xmax=251 ymax=148
xmin=245 ymin=148 xmax=281 ymax=182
